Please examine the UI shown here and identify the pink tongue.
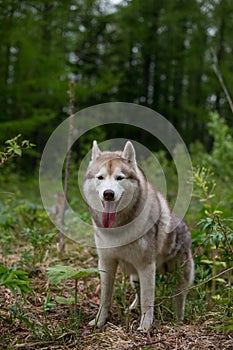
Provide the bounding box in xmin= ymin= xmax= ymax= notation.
xmin=102 ymin=202 xmax=116 ymax=228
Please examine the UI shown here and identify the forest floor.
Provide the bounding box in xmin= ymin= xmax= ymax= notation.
xmin=1 ymin=243 xmax=233 ymax=350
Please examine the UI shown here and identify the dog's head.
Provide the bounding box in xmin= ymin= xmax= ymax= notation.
xmin=84 ymin=141 xmax=140 ymax=228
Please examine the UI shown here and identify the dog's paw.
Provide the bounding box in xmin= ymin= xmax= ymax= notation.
xmin=88 ymin=307 xmax=109 ymax=328
xmin=137 ymin=325 xmax=150 ymax=333
xmin=138 ymin=316 xmax=153 ymax=333
xmin=88 ymin=316 xmax=108 ymax=328
xmin=88 ymin=318 xmax=97 ymax=327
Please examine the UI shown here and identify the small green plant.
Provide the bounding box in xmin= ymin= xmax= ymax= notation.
xmin=47 ymin=265 xmax=99 ymax=305
xmin=198 ymin=215 xmax=233 ymax=294
xmin=0 ymin=264 xmax=31 ymax=298
xmin=0 ymin=264 xmax=34 ymax=327
xmin=0 ymin=134 xmax=35 ymax=167
xmin=20 ymin=227 xmax=55 ymax=267
xmin=3 ymin=304 xmax=34 ymax=328
xmin=43 ymin=293 xmax=57 ymax=312
xmin=192 ymin=167 xmax=216 ymax=208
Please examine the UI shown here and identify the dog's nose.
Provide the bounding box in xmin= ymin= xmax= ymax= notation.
xmin=103 ymin=189 xmax=115 ymax=201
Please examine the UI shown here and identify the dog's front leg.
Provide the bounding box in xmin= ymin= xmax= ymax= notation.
xmin=137 ymin=263 xmax=156 ymax=332
xmin=89 ymin=258 xmax=117 ymax=328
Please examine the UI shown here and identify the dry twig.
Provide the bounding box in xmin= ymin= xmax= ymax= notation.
xmin=59 ymin=81 xmax=75 ymax=255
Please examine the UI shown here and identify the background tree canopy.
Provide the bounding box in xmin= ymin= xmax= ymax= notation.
xmin=0 ymin=0 xmax=233 ymax=169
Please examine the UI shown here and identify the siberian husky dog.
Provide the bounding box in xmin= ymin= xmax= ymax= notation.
xmin=83 ymin=140 xmax=194 ymax=332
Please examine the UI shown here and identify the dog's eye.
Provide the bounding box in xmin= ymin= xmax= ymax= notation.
xmin=97 ymin=175 xmax=104 ymax=180
xmin=116 ymin=176 xmax=124 ymax=181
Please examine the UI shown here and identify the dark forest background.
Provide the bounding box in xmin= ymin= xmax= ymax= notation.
xmin=1 ymin=0 xmax=233 ymax=171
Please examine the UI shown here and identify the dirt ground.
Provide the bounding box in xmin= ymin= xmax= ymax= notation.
xmin=1 ymin=277 xmax=233 ymax=350
xmin=1 ymin=245 xmax=233 ymax=350
xmin=1 ymin=318 xmax=233 ymax=349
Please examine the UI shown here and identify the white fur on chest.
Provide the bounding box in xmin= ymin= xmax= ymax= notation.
xmin=98 ymin=231 xmax=155 ymax=268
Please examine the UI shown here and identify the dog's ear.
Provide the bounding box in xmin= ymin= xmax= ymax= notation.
xmin=122 ymin=141 xmax=136 ymax=164
xmin=91 ymin=140 xmax=101 ymax=161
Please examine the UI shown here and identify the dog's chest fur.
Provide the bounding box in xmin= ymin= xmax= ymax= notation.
xmin=96 ymin=213 xmax=191 ymax=275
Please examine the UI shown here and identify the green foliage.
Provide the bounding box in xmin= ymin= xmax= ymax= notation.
xmin=206 ymin=112 xmax=233 ymax=182
xmin=0 ymin=197 xmax=57 ymax=270
xmin=192 ymin=167 xmax=217 ymax=210
xmin=47 ymin=265 xmax=99 ymax=285
xmin=0 ymin=134 xmax=35 ymax=167
xmin=3 ymin=304 xmax=34 ymax=328
xmin=47 ymin=265 xmax=99 ymax=305
xmin=190 ymin=113 xmax=233 ymax=212
xmin=190 ymin=155 xmax=233 ymax=331
xmin=43 ymin=293 xmax=57 ymax=312
xmin=0 ymin=264 xmax=31 ymax=298
xmin=20 ymin=227 xmax=56 ymax=267
xmin=191 ymin=112 xmax=233 ymax=166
